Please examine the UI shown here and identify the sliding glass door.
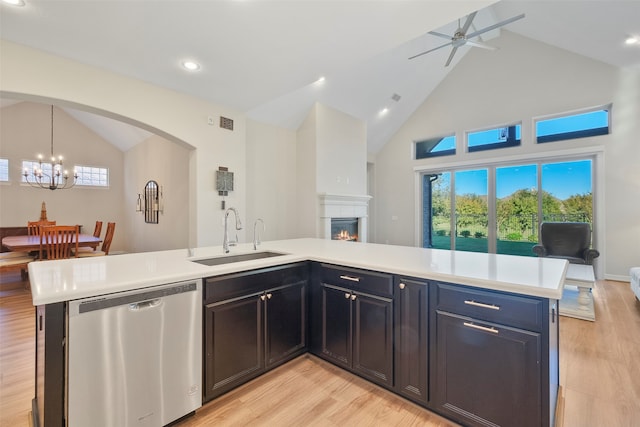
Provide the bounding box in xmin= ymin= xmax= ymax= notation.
xmin=422 ymin=158 xmax=594 ymax=256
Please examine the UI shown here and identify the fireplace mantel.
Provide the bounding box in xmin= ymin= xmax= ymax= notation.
xmin=318 ymin=193 xmax=371 ymax=242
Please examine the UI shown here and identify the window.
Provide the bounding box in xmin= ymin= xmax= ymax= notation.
xmin=75 ymin=165 xmax=109 ymax=187
xmin=536 ymin=108 xmax=609 ymax=143
xmin=467 ymin=124 xmax=521 ymax=152
xmin=415 ymin=134 xmax=456 ymax=159
xmin=0 ymin=159 xmax=8 ymax=182
xmin=22 ymin=160 xmax=54 ymax=183
xmin=423 ymin=157 xmax=594 ymax=257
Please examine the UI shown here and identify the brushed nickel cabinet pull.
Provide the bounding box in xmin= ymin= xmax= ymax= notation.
xmin=260 ymin=294 xmax=266 ymax=301
xmin=464 ymin=300 xmax=500 ymax=310
xmin=463 ymin=322 xmax=499 ymax=334
xmin=399 ymin=283 xmax=406 ymax=290
xmin=350 ymin=294 xmax=357 ymax=300
xmin=339 ymin=275 xmax=361 ymax=282
xmin=266 ymin=293 xmax=272 ymax=299
xmin=345 ymin=293 xmax=351 ymax=299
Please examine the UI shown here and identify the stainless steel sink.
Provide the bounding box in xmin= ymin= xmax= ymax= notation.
xmin=191 ymin=251 xmax=287 ymax=266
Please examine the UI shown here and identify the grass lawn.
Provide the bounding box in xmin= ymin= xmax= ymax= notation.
xmin=432 ymin=236 xmax=537 ymax=257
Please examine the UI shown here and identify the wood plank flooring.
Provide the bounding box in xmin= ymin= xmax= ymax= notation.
xmin=1 ymin=271 xmax=639 ymax=427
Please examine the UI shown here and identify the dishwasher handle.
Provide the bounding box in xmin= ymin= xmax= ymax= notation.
xmin=129 ymin=298 xmax=162 ymax=311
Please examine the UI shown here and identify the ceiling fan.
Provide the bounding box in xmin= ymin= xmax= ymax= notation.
xmin=409 ymin=11 xmax=525 ymax=67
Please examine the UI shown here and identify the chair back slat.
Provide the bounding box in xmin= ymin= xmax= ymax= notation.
xmin=40 ymin=225 xmax=79 ymax=260
xmin=93 ymin=221 xmax=103 ymax=238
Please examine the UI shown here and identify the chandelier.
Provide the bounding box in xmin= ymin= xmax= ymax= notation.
xmin=23 ymin=105 xmax=78 ymax=190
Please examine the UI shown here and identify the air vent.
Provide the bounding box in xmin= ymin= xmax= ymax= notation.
xmin=219 ymin=116 xmax=234 ymax=131
xmin=391 ymin=93 xmax=401 ymax=102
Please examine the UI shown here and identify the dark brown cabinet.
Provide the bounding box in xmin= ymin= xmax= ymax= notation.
xmin=203 ymin=263 xmax=308 ymax=402
xmin=394 ymin=277 xmax=429 ymax=405
xmin=311 ymin=263 xmax=393 ymax=388
xmin=431 ymin=281 xmax=555 ymax=427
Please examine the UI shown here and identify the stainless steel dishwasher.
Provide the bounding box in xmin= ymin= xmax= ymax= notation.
xmin=67 ymin=280 xmax=202 ymax=427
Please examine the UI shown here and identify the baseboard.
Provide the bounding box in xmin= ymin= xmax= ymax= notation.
xmin=604 ymin=274 xmax=630 ymax=282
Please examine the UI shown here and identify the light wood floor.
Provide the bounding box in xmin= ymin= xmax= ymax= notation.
xmin=1 ymin=272 xmax=639 ymax=427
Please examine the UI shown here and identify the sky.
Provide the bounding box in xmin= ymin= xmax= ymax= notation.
xmin=452 ymin=159 xmax=592 ymax=200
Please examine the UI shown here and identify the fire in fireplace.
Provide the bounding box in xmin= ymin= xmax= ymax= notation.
xmin=331 ymin=218 xmax=358 ymax=241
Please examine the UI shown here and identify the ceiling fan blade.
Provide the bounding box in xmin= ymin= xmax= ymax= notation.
xmin=408 ymin=41 xmax=453 ymax=60
xmin=464 ymin=40 xmax=497 ymax=50
xmin=466 ymin=13 xmax=525 ymax=39
xmin=445 ymin=46 xmax=459 ymax=67
xmin=428 ymin=31 xmax=453 ymax=40
xmin=461 ymin=11 xmax=477 ymax=34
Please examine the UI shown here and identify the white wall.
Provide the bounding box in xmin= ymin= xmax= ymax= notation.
xmin=0 ymin=102 xmax=127 ymax=252
xmin=124 ymin=135 xmax=191 ymax=252
xmin=315 ymin=104 xmax=367 ymax=195
xmin=295 ymin=104 xmax=319 ymax=238
xmin=246 ymin=120 xmax=298 ymax=241
xmin=373 ymin=31 xmax=640 ymax=279
xmin=0 ymin=40 xmax=247 ymax=249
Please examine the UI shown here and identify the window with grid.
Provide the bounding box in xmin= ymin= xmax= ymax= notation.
xmin=75 ymin=165 xmax=109 ymax=187
xmin=22 ymin=160 xmax=54 ymax=182
xmin=0 ymin=159 xmax=8 ymax=182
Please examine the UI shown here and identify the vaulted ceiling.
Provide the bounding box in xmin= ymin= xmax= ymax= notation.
xmin=1 ymin=0 xmax=639 ymax=154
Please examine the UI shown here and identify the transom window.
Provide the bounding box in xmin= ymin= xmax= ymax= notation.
xmin=467 ymin=124 xmax=521 ymax=152
xmin=415 ymin=134 xmax=456 ymax=159
xmin=0 ymin=159 xmax=8 ymax=182
xmin=75 ymin=165 xmax=109 ymax=187
xmin=536 ymin=107 xmax=610 ymax=143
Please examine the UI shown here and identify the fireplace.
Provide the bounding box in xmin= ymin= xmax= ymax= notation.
xmin=318 ymin=193 xmax=371 ymax=243
xmin=331 ymin=218 xmax=358 ymax=241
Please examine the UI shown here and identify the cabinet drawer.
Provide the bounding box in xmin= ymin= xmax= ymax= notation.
xmin=433 ymin=282 xmax=544 ymax=332
xmin=204 ymin=262 xmax=308 ymax=304
xmin=319 ymin=264 xmax=393 ymax=298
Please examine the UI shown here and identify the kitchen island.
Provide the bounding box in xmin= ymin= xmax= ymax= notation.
xmin=29 ymin=238 xmax=566 ymax=427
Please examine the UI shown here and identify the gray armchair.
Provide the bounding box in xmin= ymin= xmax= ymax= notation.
xmin=532 ymin=222 xmax=600 ymax=265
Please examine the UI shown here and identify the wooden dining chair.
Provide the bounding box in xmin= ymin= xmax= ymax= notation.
xmin=39 ymin=225 xmax=79 ymax=260
xmin=75 ymin=222 xmax=115 ymax=257
xmin=28 ymin=220 xmax=56 ymax=236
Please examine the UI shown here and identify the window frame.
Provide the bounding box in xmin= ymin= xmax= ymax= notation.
xmin=534 ymin=105 xmax=611 ymax=144
xmin=414 ymin=134 xmax=456 ymax=159
xmin=466 ymin=123 xmax=521 ymax=153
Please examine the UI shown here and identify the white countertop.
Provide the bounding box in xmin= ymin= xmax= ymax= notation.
xmin=28 ymin=238 xmax=568 ymax=305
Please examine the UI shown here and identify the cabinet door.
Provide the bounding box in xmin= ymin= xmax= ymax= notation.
xmin=204 ymin=294 xmax=263 ymax=402
xmin=320 ymin=284 xmax=352 ymax=368
xmin=434 ymin=312 xmax=541 ymax=427
xmin=265 ymin=282 xmax=307 ymax=368
xmin=394 ymin=278 xmax=429 ymax=405
xmin=352 ymin=292 xmax=393 ymax=387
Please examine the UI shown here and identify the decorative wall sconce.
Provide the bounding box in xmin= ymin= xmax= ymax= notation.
xmin=136 ymin=180 xmax=163 ymax=224
xmin=216 ymin=166 xmax=234 ymax=210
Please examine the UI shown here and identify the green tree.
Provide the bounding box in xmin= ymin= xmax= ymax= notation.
xmin=562 ymin=193 xmax=593 ymax=222
xmin=456 ymin=194 xmax=487 ymax=228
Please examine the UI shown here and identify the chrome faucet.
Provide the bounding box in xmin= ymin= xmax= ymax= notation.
xmin=223 ymin=207 xmax=242 ymax=253
xmin=253 ymin=218 xmax=265 ymax=250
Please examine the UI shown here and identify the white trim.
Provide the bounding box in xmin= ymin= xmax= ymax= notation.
xmin=604 ymin=274 xmax=630 ymax=283
xmin=413 ymin=145 xmax=605 ymax=173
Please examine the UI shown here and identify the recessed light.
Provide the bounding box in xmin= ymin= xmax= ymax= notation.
xmin=625 ymin=36 xmax=639 ymax=45
xmin=181 ymin=60 xmax=201 ymax=71
xmin=379 ymin=107 xmax=389 ymax=116
xmin=2 ymin=0 xmax=26 ymax=6
xmin=315 ymin=76 xmax=326 ymax=84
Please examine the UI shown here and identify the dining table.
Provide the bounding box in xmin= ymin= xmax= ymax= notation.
xmin=2 ymin=234 xmax=102 ymax=253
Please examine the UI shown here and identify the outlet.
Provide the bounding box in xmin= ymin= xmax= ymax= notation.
xmin=391 ymin=215 xmax=399 ymax=221
xmin=207 ymin=116 xmax=214 ymax=125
